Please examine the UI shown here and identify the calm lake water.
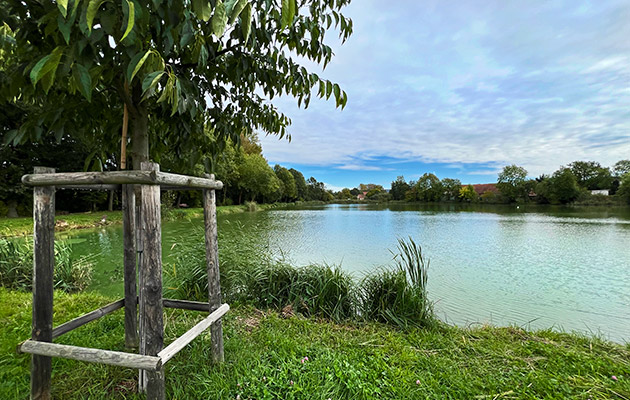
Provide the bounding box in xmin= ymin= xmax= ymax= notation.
xmin=56 ymin=204 xmax=630 ymax=343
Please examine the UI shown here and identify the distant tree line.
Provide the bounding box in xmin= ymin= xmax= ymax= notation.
xmin=326 ymin=159 xmax=630 ymax=206
xmin=495 ymin=160 xmax=630 ymax=205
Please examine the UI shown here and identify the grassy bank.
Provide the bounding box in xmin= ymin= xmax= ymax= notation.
xmin=0 ymin=203 xmax=285 ymax=238
xmin=1 ymin=288 xmax=628 ymax=399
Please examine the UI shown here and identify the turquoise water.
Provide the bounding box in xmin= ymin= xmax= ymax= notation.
xmin=55 ymin=204 xmax=630 ymax=343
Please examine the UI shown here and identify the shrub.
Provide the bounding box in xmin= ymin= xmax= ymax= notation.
xmin=244 ymin=201 xmax=258 ymax=212
xmin=0 ymin=239 xmax=93 ymax=292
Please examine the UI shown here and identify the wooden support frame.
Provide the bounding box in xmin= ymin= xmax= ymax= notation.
xmin=52 ymin=299 xmax=124 ymax=339
xmin=23 ymin=164 xmax=227 ymax=400
xmin=158 ymin=304 xmax=229 ymax=364
xmin=22 ymin=170 xmax=223 ymax=190
xmin=31 ymin=167 xmax=55 ymax=400
xmin=19 ymin=341 xmax=162 ymax=371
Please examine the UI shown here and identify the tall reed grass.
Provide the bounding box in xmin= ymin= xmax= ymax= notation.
xmin=360 ymin=238 xmax=432 ymax=328
xmin=0 ymin=239 xmax=93 ymax=292
xmin=166 ymin=229 xmax=432 ymax=328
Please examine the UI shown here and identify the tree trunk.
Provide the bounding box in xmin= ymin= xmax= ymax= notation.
xmin=7 ymin=199 xmax=18 ymax=218
xmin=129 ymin=93 xmax=149 ymax=170
xmin=108 ymin=190 xmax=114 ymax=211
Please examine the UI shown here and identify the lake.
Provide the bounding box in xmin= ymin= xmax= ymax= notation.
xmin=57 ymin=203 xmax=630 ymax=343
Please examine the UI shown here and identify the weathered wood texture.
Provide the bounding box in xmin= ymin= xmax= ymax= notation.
xmin=163 ymin=298 xmax=211 ymax=312
xmin=22 ymin=170 xmax=223 ymax=190
xmin=52 ymin=299 xmax=124 ymax=339
xmin=122 ymin=185 xmax=138 ymax=348
xmin=158 ymin=304 xmax=229 ymax=364
xmin=203 ymin=174 xmax=224 ymax=363
xmin=57 ymin=184 xmax=121 ymax=191
xmin=139 ymin=162 xmax=165 ymax=399
xmin=31 ymin=166 xmax=55 ymax=400
xmin=19 ymin=340 xmax=161 ymax=371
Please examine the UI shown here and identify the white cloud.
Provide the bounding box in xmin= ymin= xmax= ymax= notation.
xmin=260 ymin=0 xmax=630 ymax=177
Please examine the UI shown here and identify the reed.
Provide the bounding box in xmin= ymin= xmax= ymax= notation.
xmin=0 ymin=239 xmax=93 ymax=292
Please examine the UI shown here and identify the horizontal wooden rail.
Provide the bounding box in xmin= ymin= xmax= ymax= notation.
xmin=163 ymin=299 xmax=212 ymax=312
xmin=52 ymin=299 xmax=125 ymax=339
xmin=19 ymin=340 xmax=162 ymax=371
xmin=158 ymin=303 xmax=229 ymax=365
xmin=22 ymin=171 xmax=223 ymax=190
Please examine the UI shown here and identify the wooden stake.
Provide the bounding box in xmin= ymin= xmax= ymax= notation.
xmin=139 ymin=162 xmax=164 ymax=399
xmin=203 ymin=174 xmax=224 ymax=363
xmin=31 ymin=166 xmax=55 ymax=400
xmin=123 ymin=184 xmax=138 ymax=348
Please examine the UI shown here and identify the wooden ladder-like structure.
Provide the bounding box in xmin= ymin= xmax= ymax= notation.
xmin=19 ymin=162 xmax=227 ymax=400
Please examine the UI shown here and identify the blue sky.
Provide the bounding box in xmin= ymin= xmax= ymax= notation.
xmin=260 ymin=0 xmax=630 ymax=191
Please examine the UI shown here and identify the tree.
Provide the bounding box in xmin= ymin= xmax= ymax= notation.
xmin=497 ymin=165 xmax=528 ymax=202
xmin=459 ymin=184 xmax=478 ymax=202
xmin=441 ymin=178 xmax=461 ymax=201
xmin=617 ymin=173 xmax=630 ymax=204
xmin=390 ymin=176 xmax=410 ymax=201
xmin=568 ymin=161 xmax=612 ymax=190
xmin=1 ymin=0 xmax=351 ymax=170
xmin=613 ymin=160 xmax=630 ymax=178
xmin=415 ymin=173 xmax=442 ymax=202
xmin=550 ymin=167 xmax=581 ymax=204
xmin=289 ymin=168 xmax=307 ymax=201
xmin=274 ymin=164 xmax=297 ymax=201
xmin=306 ymin=176 xmax=327 ymax=201
xmin=237 ymin=153 xmax=277 ymax=202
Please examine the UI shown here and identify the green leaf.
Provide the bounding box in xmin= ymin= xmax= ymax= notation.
xmin=171 ymin=78 xmax=180 ymax=116
xmin=57 ymin=0 xmax=69 ymax=18
xmin=142 ymin=71 xmax=164 ymax=94
xmin=127 ymin=50 xmax=151 ymax=83
xmin=86 ymin=0 xmax=108 ymax=33
xmin=157 ymin=74 xmax=173 ymax=103
xmin=57 ymin=15 xmax=71 ymax=44
xmin=281 ymin=0 xmax=296 ymax=28
xmin=229 ymin=0 xmax=248 ymax=24
xmin=240 ymin=3 xmax=252 ymax=43
xmin=325 ymin=80 xmax=332 ymax=98
xmin=333 ymin=83 xmax=340 ymax=102
xmin=281 ymin=0 xmax=290 ymax=28
xmin=192 ymin=0 xmax=212 ymax=22
xmin=120 ymin=0 xmax=135 ymax=42
xmin=72 ymin=63 xmax=93 ymax=102
xmin=212 ymin=0 xmax=228 ymax=36
xmin=30 ymin=55 xmax=52 ymax=86
xmin=30 ymin=47 xmax=64 ymax=88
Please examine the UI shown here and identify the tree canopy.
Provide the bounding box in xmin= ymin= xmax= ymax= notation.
xmin=1 ymin=0 xmax=352 ymax=170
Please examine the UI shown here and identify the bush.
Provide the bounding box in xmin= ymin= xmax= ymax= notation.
xmin=360 ymin=237 xmax=432 ymax=329
xmin=0 ymin=239 xmax=93 ymax=292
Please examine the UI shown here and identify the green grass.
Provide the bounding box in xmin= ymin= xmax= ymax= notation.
xmin=1 ymin=288 xmax=629 ymax=399
xmin=0 ymin=203 xmax=287 ymax=238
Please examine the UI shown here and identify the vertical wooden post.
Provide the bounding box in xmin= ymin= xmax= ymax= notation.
xmin=122 ymin=184 xmax=138 ymax=348
xmin=31 ymin=167 xmax=55 ymax=400
xmin=139 ymin=162 xmax=165 ymax=399
xmin=203 ymin=174 xmax=224 ymax=363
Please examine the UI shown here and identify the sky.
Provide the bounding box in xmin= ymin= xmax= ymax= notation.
xmin=260 ymin=0 xmax=630 ymax=191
